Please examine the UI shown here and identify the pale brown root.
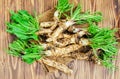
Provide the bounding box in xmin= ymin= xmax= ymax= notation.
xmin=58 ymin=29 xmax=87 ymax=39
xmin=40 ymin=61 xmax=49 ymax=72
xmin=51 ymin=11 xmax=67 ymax=30
xmin=56 ymin=38 xmax=77 ymax=47
xmin=56 ymin=34 xmax=78 ymax=47
xmin=54 ymin=11 xmax=59 ymax=21
xmin=45 ymin=38 xmax=90 ymax=56
xmin=46 ymin=20 xmax=75 ymax=42
xmin=68 ymin=26 xmax=80 ymax=33
xmin=40 ymin=22 xmax=55 ymax=28
xmin=68 ymin=26 xmax=87 ymax=33
xmin=45 ymin=44 xmax=82 ymax=56
xmin=62 ymin=50 xmax=92 ymax=60
xmin=58 ymin=34 xmax=71 ymax=39
xmin=68 ymin=24 xmax=88 ymax=33
xmin=41 ymin=58 xmax=73 ymax=74
xmin=36 ymin=29 xmax=52 ymax=35
xmin=46 ymin=24 xmax=65 ymax=42
xmin=41 ymin=56 xmax=72 ymax=73
xmin=44 ymin=64 xmax=58 ymax=72
xmin=79 ymin=38 xmax=90 ymax=46
xmin=50 ymin=21 xmax=58 ymax=30
xmin=56 ymin=31 xmax=88 ymax=47
xmin=77 ymin=30 xmax=88 ymax=37
xmin=41 ymin=43 xmax=55 ymax=49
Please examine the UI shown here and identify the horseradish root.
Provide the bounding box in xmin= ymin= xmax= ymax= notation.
xmin=42 ymin=58 xmax=73 ymax=74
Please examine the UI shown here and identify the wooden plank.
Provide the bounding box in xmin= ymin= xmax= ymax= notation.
xmin=0 ymin=0 xmax=120 ymax=79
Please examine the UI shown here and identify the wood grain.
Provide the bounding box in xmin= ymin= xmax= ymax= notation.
xmin=0 ymin=0 xmax=120 ymax=79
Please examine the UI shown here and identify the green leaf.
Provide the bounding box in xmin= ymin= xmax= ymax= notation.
xmin=88 ymin=24 xmax=100 ymax=36
xmin=22 ymin=58 xmax=35 ymax=64
xmin=7 ymin=40 xmax=28 ymax=57
xmin=56 ymin=0 xmax=72 ymax=18
xmin=76 ymin=12 xmax=102 ymax=24
xmin=7 ymin=39 xmax=44 ymax=64
xmin=71 ymin=5 xmax=81 ymax=20
xmin=56 ymin=0 xmax=72 ymax=13
xmin=6 ymin=10 xmax=39 ymax=40
xmin=22 ymin=44 xmax=43 ymax=64
xmin=7 ymin=50 xmax=21 ymax=57
xmin=88 ymin=24 xmax=118 ymax=70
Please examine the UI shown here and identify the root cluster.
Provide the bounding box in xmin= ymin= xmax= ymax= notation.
xmin=37 ymin=9 xmax=99 ymax=74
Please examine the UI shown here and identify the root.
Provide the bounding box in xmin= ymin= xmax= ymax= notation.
xmin=36 ymin=29 xmax=52 ymax=35
xmin=46 ymin=20 xmax=75 ymax=42
xmin=44 ymin=44 xmax=83 ymax=56
xmin=41 ymin=58 xmax=73 ymax=74
xmin=40 ymin=22 xmax=55 ymax=28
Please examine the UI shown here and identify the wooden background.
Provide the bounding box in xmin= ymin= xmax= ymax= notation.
xmin=0 ymin=0 xmax=120 ymax=79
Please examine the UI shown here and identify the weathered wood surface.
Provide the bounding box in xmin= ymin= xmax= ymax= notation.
xmin=0 ymin=0 xmax=120 ymax=79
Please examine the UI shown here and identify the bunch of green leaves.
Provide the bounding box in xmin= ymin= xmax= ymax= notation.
xmin=6 ymin=10 xmax=39 ymax=40
xmin=8 ymin=40 xmax=28 ymax=57
xmin=88 ymin=24 xmax=118 ymax=70
xmin=56 ymin=0 xmax=72 ymax=17
xmin=8 ymin=39 xmax=44 ymax=64
xmin=76 ymin=12 xmax=102 ymax=24
xmin=70 ymin=5 xmax=102 ymax=24
xmin=56 ymin=0 xmax=102 ymax=24
xmin=70 ymin=5 xmax=81 ymax=20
